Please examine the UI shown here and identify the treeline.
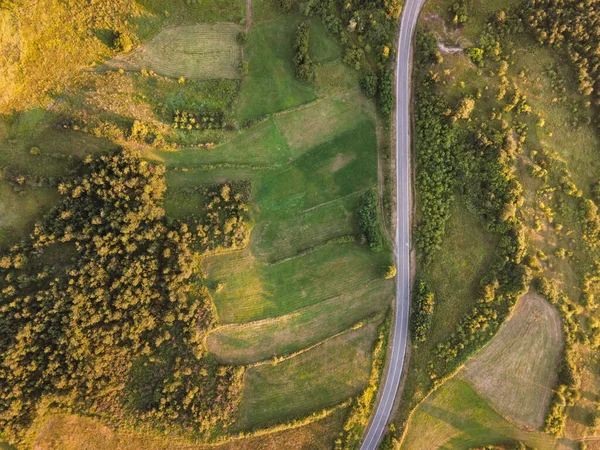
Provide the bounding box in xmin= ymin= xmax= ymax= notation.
xmin=294 ymin=21 xmax=315 ymax=81
xmin=335 ymin=314 xmax=391 ymax=450
xmin=536 ymin=277 xmax=580 ymax=436
xmin=358 ymin=189 xmax=385 ymax=251
xmin=0 ymin=150 xmax=246 ymax=443
xmin=413 ymin=33 xmax=458 ymax=261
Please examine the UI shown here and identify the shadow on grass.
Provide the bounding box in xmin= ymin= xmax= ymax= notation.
xmin=421 ymin=403 xmax=515 ymax=448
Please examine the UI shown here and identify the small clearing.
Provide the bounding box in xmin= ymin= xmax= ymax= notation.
xmin=462 ymin=292 xmax=563 ymax=429
xmin=104 ymin=23 xmax=242 ymax=80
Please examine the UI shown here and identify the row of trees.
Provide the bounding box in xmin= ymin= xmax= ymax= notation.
xmin=294 ymin=21 xmax=316 ymax=82
xmin=0 ymin=150 xmax=247 ymax=443
xmin=358 ymin=190 xmax=385 ymax=252
xmin=410 ymin=279 xmax=435 ymax=346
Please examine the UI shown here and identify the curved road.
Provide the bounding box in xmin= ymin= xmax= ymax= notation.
xmin=360 ymin=0 xmax=426 ymax=448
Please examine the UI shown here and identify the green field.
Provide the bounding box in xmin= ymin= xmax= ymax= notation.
xmin=208 ymin=278 xmax=393 ymax=364
xmin=235 ymin=16 xmax=317 ymax=121
xmin=401 ymin=379 xmax=559 ymax=450
xmin=104 ymin=23 xmax=243 ymax=80
xmin=235 ymin=322 xmax=379 ymax=430
xmin=422 ymin=197 xmax=499 ymax=344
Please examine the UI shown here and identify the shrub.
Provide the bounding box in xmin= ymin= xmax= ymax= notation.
xmin=410 ymin=279 xmax=435 ymax=345
xmin=384 ymin=264 xmax=397 ymax=279
xmin=466 ymin=47 xmax=484 ymax=66
xmin=236 ymin=31 xmax=247 ymax=45
xmin=238 ymin=60 xmax=249 ymax=76
xmin=361 ymin=74 xmax=378 ymax=98
xmin=113 ymin=31 xmax=133 ymax=53
xmin=378 ymin=69 xmax=394 ymax=116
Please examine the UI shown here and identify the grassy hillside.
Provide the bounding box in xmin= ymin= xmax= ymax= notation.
xmin=401 ymin=378 xmax=559 ymax=450
xmin=0 ymin=0 xmax=394 ymax=446
xmin=462 ymin=293 xmax=563 ymax=429
xmin=391 ymin=0 xmax=600 ymax=446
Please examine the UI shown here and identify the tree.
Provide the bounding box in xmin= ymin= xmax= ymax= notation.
xmin=113 ymin=31 xmax=133 ymax=53
xmin=384 ymin=264 xmax=397 ymax=279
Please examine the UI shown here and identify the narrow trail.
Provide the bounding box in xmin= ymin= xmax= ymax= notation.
xmin=245 ymin=0 xmax=252 ymax=32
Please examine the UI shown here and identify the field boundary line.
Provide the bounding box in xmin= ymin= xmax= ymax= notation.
xmin=246 ymin=318 xmax=372 ymax=368
xmin=209 ymin=400 xmax=352 ymax=446
xmin=265 ymin=235 xmax=357 ymax=266
xmin=303 ymin=189 xmax=366 ymax=213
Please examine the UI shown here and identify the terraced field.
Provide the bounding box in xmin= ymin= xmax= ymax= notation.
xmin=105 ymin=23 xmax=242 ymax=79
xmin=0 ymin=5 xmax=391 ymax=445
xmin=152 ymin=14 xmax=392 ymax=433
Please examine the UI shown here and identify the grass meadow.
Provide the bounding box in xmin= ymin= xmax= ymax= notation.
xmin=235 ymin=16 xmax=318 ymax=121
xmin=104 ymin=23 xmax=243 ymax=80
xmin=235 ymin=322 xmax=379 ymax=430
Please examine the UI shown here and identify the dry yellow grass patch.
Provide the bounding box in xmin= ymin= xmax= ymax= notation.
xmin=30 ymin=408 xmax=345 ymax=450
xmin=462 ymin=292 xmax=563 ymax=429
xmin=105 ymin=23 xmax=242 ymax=80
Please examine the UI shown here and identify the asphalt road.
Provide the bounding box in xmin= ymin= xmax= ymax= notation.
xmin=359 ymin=0 xmax=426 ymax=448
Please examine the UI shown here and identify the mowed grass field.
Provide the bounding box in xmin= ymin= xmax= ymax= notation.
xmin=401 ymin=378 xmax=561 ymax=450
xmin=235 ymin=16 xmax=317 ymax=121
xmin=235 ymin=322 xmax=379 ymax=430
xmin=105 ymin=23 xmax=243 ymax=79
xmin=462 ymin=292 xmax=563 ymax=429
xmin=208 ymin=277 xmax=393 ymax=364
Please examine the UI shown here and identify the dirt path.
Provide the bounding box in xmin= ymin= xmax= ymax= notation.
xmin=246 ymin=0 xmax=252 ymax=32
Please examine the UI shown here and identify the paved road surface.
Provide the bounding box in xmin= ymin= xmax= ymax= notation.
xmin=360 ymin=0 xmax=426 ymax=448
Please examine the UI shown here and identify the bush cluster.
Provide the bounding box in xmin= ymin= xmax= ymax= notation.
xmin=282 ymin=0 xmax=401 ymax=116
xmin=173 ymin=110 xmax=226 ymax=130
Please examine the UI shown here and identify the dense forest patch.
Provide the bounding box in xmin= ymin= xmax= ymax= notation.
xmin=0 ymin=150 xmax=249 ymax=442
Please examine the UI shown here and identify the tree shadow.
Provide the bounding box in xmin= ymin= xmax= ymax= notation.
xmin=421 ymin=402 xmax=517 ymax=448
xmin=92 ymin=28 xmax=117 ymax=48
